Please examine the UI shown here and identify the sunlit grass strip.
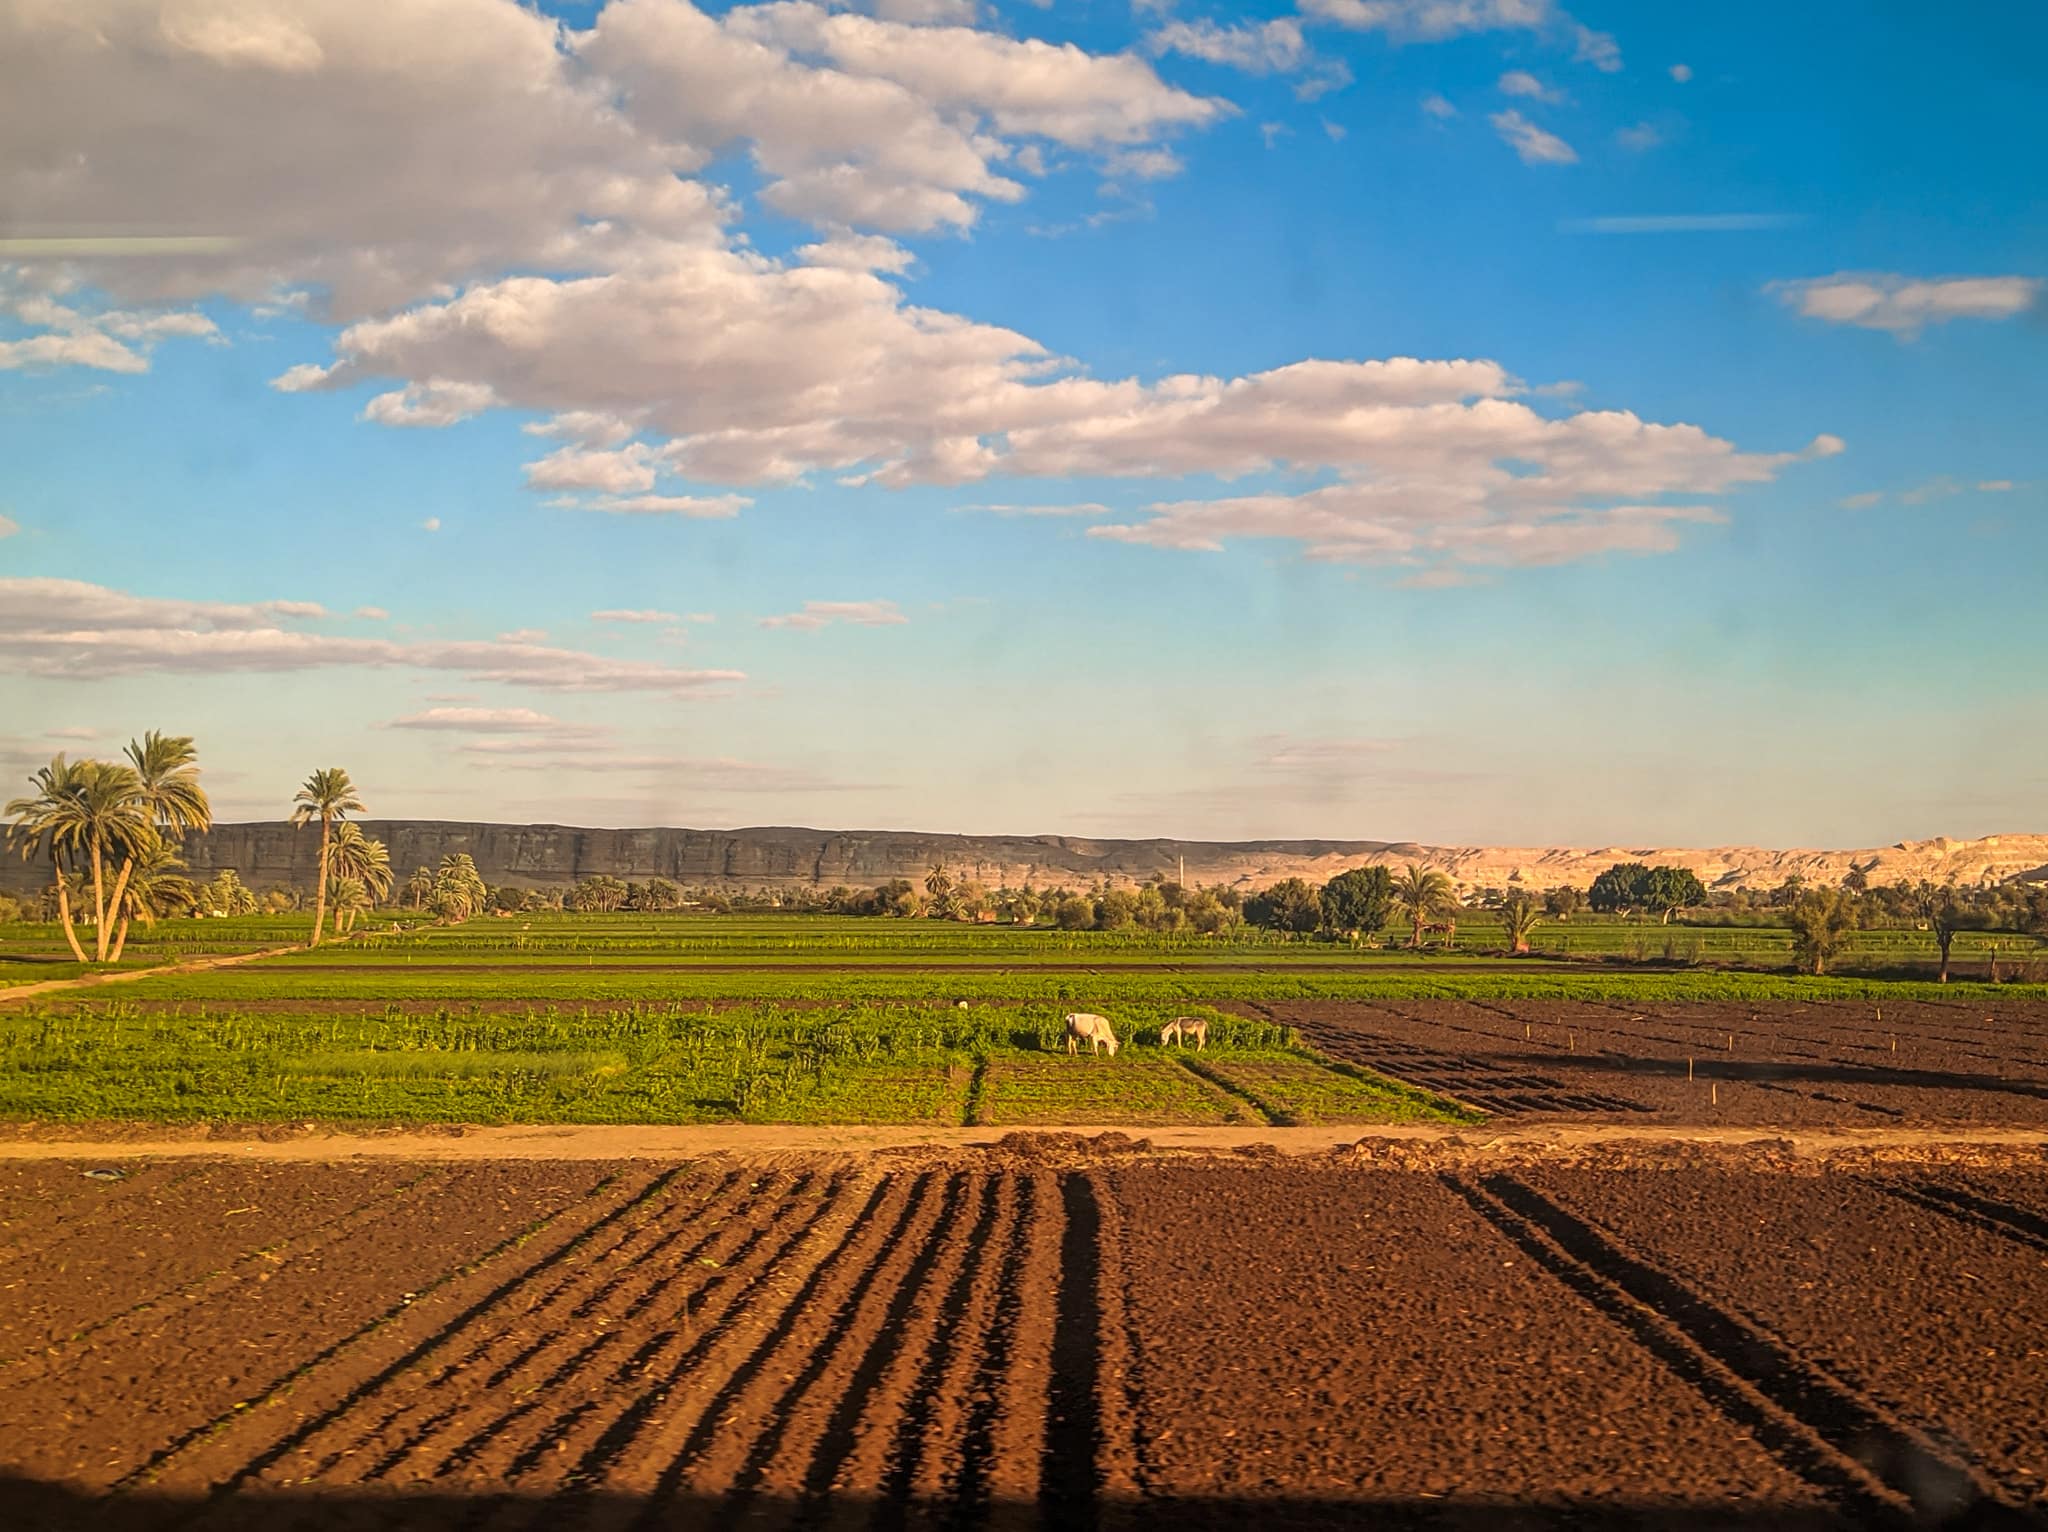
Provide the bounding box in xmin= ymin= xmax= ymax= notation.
xmin=0 ymin=999 xmax=1428 ymax=1129
xmin=93 ymin=967 xmax=2048 ymax=1006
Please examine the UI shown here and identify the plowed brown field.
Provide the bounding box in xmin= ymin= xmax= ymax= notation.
xmin=5 ymin=1149 xmax=2048 ymax=1531
xmin=1237 ymin=997 xmax=2048 ymax=1123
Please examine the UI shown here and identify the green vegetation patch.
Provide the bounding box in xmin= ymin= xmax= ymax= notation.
xmin=977 ymin=1056 xmax=1241 ymax=1127
xmin=0 ymin=997 xmax=1458 ymax=1129
xmin=1181 ymin=1057 xmax=1477 ymax=1126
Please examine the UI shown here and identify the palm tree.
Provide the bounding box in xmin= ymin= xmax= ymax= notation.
xmin=924 ymin=864 xmax=954 ymax=912
xmin=105 ymin=733 xmax=212 ymax=934
xmin=1394 ymin=864 xmax=1457 ymax=949
xmin=430 ymin=852 xmax=488 ymax=924
xmin=402 ymin=865 xmax=435 ymax=912
xmin=1500 ymin=893 xmax=1541 ymax=955
xmin=107 ymin=836 xmax=198 ymax=963
xmin=326 ymin=876 xmax=370 ymax=935
xmin=291 ymin=768 xmax=365 ymax=948
xmin=326 ymin=824 xmax=393 ymax=934
xmin=6 ymin=755 xmax=152 ymax=962
xmin=5 ymin=757 xmax=93 ymax=963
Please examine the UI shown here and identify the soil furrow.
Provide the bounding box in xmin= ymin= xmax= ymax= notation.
xmin=457 ymin=1171 xmax=837 ymax=1498
xmin=727 ymin=1173 xmax=981 ymax=1527
xmin=945 ymin=1172 xmax=1040 ymax=1529
xmin=784 ymin=1172 xmax=999 ymax=1531
xmin=1441 ymin=1172 xmax=1900 ymax=1518
xmin=1173 ymin=1058 xmax=1286 ymax=1126
xmin=672 ymin=1171 xmax=953 ymax=1512
xmin=861 ymin=1173 xmax=1019 ymax=1531
xmin=978 ymin=1171 xmax=1060 ymax=1532
xmin=1043 ymin=1171 xmax=1114 ymax=1529
xmin=1880 ymin=1180 xmax=2048 ymax=1255
xmin=560 ymin=1168 xmax=892 ymax=1528
xmin=341 ymin=1167 xmax=753 ymax=1485
xmin=449 ymin=1170 xmax=839 ymax=1492
xmin=144 ymin=1167 xmax=653 ymax=1499
xmin=1469 ymin=1173 xmax=1991 ymax=1521
xmin=503 ymin=1169 xmax=860 ymax=1516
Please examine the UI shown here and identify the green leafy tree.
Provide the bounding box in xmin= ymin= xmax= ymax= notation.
xmin=1542 ymin=885 xmax=1584 ymax=920
xmin=1319 ymin=866 xmax=1395 ymax=939
xmin=1182 ymin=888 xmax=1236 ymax=935
xmin=1907 ymin=881 xmax=1978 ymax=983
xmin=1393 ymin=864 xmax=1458 ymax=948
xmin=871 ymin=879 xmax=920 ymax=917
xmin=291 ymin=768 xmax=365 ymax=948
xmin=1587 ymin=862 xmax=1650 ymax=916
xmin=1052 ymin=894 xmax=1095 ymax=931
xmin=1091 ymin=888 xmax=1136 ymax=930
xmin=1245 ymin=877 xmax=1321 ymax=933
xmin=1786 ymin=886 xmax=1859 ymax=975
xmin=1641 ymin=866 xmax=1708 ymax=924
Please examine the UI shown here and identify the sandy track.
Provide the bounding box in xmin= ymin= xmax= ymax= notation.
xmin=0 ymin=944 xmax=305 ymax=1005
xmin=5 ymin=1119 xmax=2048 ymax=1165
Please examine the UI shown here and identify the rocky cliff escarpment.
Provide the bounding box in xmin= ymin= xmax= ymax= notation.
xmin=5 ymin=821 xmax=2043 ymax=897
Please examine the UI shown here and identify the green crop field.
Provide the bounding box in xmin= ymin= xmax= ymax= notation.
xmin=0 ymin=911 xmax=2040 ymax=1129
xmin=0 ymin=997 xmax=1474 ymax=1128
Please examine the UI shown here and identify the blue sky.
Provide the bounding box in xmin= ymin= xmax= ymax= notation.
xmin=1 ymin=0 xmax=2041 ymax=848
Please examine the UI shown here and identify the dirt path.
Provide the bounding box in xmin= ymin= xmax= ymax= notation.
xmin=5 ymin=1119 xmax=2048 ymax=1162
xmin=0 ymin=943 xmax=301 ymax=1005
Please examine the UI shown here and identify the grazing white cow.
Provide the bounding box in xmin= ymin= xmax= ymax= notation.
xmin=1063 ymin=1012 xmax=1119 ymax=1057
xmin=1160 ymin=1015 xmax=1209 ymax=1051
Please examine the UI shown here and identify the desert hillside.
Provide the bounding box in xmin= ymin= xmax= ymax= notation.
xmin=7 ymin=821 xmax=2041 ymax=897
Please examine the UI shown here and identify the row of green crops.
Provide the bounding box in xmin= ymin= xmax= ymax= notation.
xmin=86 ymin=963 xmax=2048 ymax=1006
xmin=0 ymin=998 xmax=1466 ymax=1127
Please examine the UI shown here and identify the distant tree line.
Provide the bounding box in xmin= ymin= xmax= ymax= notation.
xmin=8 ymin=749 xmax=2046 ymax=980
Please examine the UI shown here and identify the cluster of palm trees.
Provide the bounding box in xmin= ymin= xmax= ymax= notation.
xmin=4 ymin=733 xmax=213 ymax=963
xmin=4 ymin=749 xmax=408 ymax=962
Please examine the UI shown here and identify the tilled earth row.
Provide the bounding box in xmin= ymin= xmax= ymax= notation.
xmin=3 ymin=1153 xmax=2046 ymax=1530
xmin=1236 ymin=997 xmax=2048 ymax=1124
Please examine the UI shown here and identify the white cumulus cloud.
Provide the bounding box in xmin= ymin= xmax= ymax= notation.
xmin=1490 ymin=109 xmax=1577 ymax=165
xmin=1770 ymin=273 xmax=2042 ymax=337
xmin=760 ymin=599 xmax=910 ymax=629
xmin=1498 ymin=70 xmax=1562 ymax=102
xmin=0 ymin=578 xmax=744 ymax=696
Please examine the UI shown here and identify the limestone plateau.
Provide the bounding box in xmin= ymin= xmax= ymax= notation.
xmin=7 ymin=821 xmax=2042 ymax=897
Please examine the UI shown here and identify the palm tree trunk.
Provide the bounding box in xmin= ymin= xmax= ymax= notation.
xmin=89 ymin=839 xmax=109 ymax=962
xmin=110 ymin=917 xmax=132 ymax=963
xmin=53 ymin=875 xmax=88 ymax=964
xmin=310 ymin=816 xmax=331 ymax=948
xmin=104 ymin=856 xmax=137 ymax=953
